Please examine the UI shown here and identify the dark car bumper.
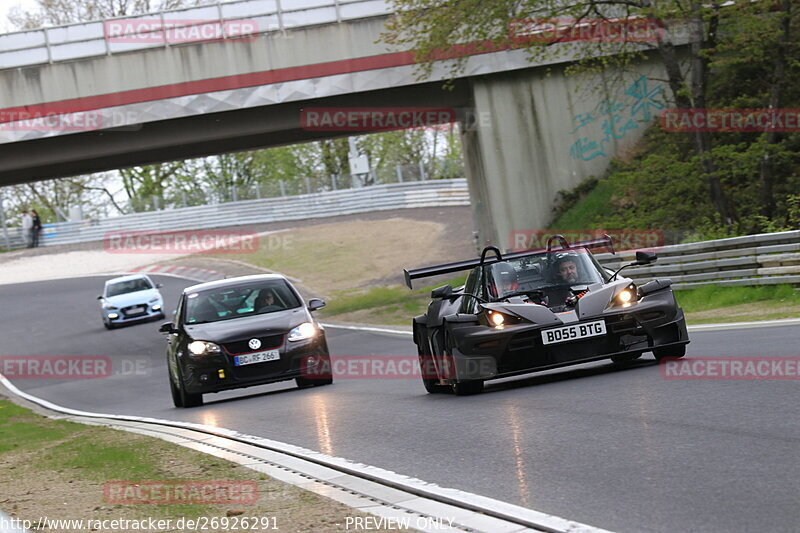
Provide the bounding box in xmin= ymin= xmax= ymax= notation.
xmin=444 ymin=291 xmax=689 ymax=382
xmin=178 ymin=333 xmax=331 ymax=394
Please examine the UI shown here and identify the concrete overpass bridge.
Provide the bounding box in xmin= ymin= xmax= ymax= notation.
xmin=0 ymin=0 xmax=666 ymax=247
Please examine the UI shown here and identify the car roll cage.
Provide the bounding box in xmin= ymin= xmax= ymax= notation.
xmin=403 ymin=234 xmax=615 ymax=289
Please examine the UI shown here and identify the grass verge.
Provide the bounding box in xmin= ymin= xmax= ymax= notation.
xmin=677 ymin=284 xmax=800 ymax=324
xmin=0 ymin=399 xmax=407 ymax=532
xmin=319 ymin=276 xmax=467 ymax=326
xmin=209 ymin=218 xmax=451 ymax=294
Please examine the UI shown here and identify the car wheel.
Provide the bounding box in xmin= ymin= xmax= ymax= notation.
xmin=295 ymin=377 xmax=316 ymax=389
xmin=653 ymin=345 xmax=686 ymax=361
xmin=180 ymin=387 xmax=203 ymax=407
xmin=451 ymin=380 xmax=484 ymax=396
xmin=169 ymin=375 xmax=184 ymax=408
xmin=173 ymin=365 xmax=203 ymax=407
xmin=417 ymin=335 xmax=448 ymax=394
xmin=611 ymin=353 xmax=642 ymax=364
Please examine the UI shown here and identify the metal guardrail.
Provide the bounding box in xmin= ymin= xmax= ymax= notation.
xmin=595 ymin=230 xmax=800 ymax=289
xmin=0 ymin=0 xmax=391 ymax=70
xmin=1 ymin=179 xmax=469 ymax=249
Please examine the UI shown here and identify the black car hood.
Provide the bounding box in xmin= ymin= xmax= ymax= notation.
xmin=184 ymin=308 xmax=308 ymax=343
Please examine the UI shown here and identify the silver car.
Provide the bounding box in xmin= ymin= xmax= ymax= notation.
xmin=98 ymin=274 xmax=165 ymax=329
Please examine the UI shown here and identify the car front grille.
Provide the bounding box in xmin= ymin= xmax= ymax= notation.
xmin=222 ymin=334 xmax=284 ymax=355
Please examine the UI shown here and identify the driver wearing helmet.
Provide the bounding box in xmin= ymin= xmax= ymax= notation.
xmin=553 ymin=251 xmax=580 ymax=284
xmin=488 ymin=262 xmax=519 ymax=299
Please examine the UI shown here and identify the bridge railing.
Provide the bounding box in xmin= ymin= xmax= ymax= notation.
xmin=0 ymin=0 xmax=391 ymax=71
xmin=594 ymin=230 xmax=800 ymax=289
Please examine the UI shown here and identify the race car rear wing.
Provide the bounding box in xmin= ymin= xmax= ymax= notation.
xmin=403 ymin=234 xmax=615 ymax=289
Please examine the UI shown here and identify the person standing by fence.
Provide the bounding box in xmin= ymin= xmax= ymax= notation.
xmin=30 ymin=209 xmax=42 ymax=248
xmin=21 ymin=210 xmax=33 ymax=248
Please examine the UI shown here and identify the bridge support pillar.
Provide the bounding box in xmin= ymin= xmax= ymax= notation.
xmin=460 ymin=61 xmax=664 ymax=251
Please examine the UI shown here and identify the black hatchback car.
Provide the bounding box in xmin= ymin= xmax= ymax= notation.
xmin=161 ymin=274 xmax=332 ymax=407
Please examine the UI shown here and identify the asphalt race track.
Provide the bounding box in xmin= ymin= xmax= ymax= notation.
xmin=2 ymin=275 xmax=799 ymax=533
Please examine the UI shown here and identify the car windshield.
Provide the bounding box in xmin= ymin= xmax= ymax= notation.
xmin=183 ymin=280 xmax=301 ymax=324
xmin=484 ymin=248 xmax=607 ymax=301
xmin=106 ymin=278 xmax=153 ymax=297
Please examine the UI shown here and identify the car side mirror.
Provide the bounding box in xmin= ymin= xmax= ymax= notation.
xmin=634 ymin=251 xmax=657 ymax=265
xmin=308 ymin=298 xmax=326 ymax=311
xmin=97 ymin=295 xmax=104 ymax=300
xmin=431 ymin=284 xmax=454 ymax=299
xmin=158 ymin=322 xmax=174 ymax=334
xmin=156 ymin=283 xmax=163 ymax=288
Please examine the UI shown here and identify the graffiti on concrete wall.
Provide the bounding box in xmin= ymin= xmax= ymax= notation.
xmin=568 ymin=76 xmax=665 ymax=161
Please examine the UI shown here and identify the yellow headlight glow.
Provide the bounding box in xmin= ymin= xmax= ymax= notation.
xmin=618 ymin=289 xmax=633 ymax=303
xmin=491 ymin=313 xmax=505 ymax=326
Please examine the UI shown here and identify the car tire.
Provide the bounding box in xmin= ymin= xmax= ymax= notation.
xmin=451 ymin=380 xmax=484 ymax=396
xmin=653 ymin=345 xmax=687 ymax=361
xmin=173 ymin=365 xmax=203 ymax=407
xmin=169 ymin=376 xmax=184 ymax=408
xmin=103 ymin=322 xmax=114 ymax=330
xmin=180 ymin=387 xmax=203 ymax=407
xmin=295 ymin=377 xmax=316 ymax=389
xmin=611 ymin=353 xmax=642 ymax=364
xmin=418 ymin=335 xmax=448 ymax=394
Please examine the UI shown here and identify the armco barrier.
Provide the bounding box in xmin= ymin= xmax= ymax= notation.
xmin=3 ymin=179 xmax=469 ymax=249
xmin=594 ymin=230 xmax=800 ymax=289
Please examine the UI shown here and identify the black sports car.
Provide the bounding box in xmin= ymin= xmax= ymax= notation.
xmin=404 ymin=234 xmax=689 ymax=395
xmin=161 ymin=274 xmax=332 ymax=407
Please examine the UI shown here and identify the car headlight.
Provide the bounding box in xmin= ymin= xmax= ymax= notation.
xmin=613 ymin=284 xmax=638 ymax=307
xmin=490 ymin=312 xmax=505 ymax=326
xmin=187 ymin=340 xmax=222 ymax=356
xmin=288 ymin=322 xmax=317 ymax=342
xmin=484 ymin=310 xmax=520 ymax=328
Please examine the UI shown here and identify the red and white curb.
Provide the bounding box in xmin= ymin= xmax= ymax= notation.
xmin=129 ymin=264 xmax=225 ymax=282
